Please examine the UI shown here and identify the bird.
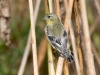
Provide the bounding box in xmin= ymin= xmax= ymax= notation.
xmin=43 ymin=13 xmax=74 ymax=62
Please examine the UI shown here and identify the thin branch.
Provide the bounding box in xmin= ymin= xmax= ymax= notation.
xmin=90 ymin=15 xmax=100 ymax=35
xmin=64 ymin=0 xmax=80 ymax=75
xmin=18 ymin=0 xmax=41 ymax=74
xmin=79 ymin=0 xmax=96 ymax=75
xmin=28 ymin=0 xmax=39 ymax=75
xmin=64 ymin=0 xmax=69 ymax=32
xmin=18 ymin=31 xmax=31 ymax=75
xmin=67 ymin=12 xmax=80 ymax=75
xmin=94 ymin=0 xmax=100 ymax=15
xmin=48 ymin=0 xmax=53 ymax=13
xmin=90 ymin=0 xmax=100 ymax=66
xmin=64 ymin=0 xmax=75 ymax=32
xmin=63 ymin=61 xmax=69 ymax=75
xmin=45 ymin=0 xmax=49 ymax=14
xmin=54 ymin=0 xmax=74 ymax=74
xmin=54 ymin=0 xmax=61 ymax=20
xmin=48 ymin=43 xmax=55 ymax=75
xmin=91 ymin=42 xmax=100 ymax=66
xmin=55 ymin=1 xmax=65 ymax=75
xmin=56 ymin=57 xmax=64 ymax=75
xmin=38 ymin=36 xmax=47 ymax=69
xmin=45 ymin=0 xmax=55 ymax=75
xmin=89 ymin=15 xmax=100 ymax=66
xmin=74 ymin=0 xmax=84 ymax=75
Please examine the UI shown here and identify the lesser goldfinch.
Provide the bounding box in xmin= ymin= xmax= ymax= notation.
xmin=43 ymin=13 xmax=74 ymax=62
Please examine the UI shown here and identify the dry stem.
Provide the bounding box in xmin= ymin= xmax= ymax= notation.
xmin=74 ymin=0 xmax=84 ymax=75
xmin=79 ymin=0 xmax=96 ymax=75
xmin=54 ymin=0 xmax=61 ymax=20
xmin=63 ymin=61 xmax=69 ymax=75
xmin=18 ymin=31 xmax=31 ymax=75
xmin=55 ymin=1 xmax=65 ymax=75
xmin=38 ymin=36 xmax=47 ymax=69
xmin=89 ymin=16 xmax=100 ymax=66
xmin=64 ymin=0 xmax=69 ymax=32
xmin=91 ymin=42 xmax=100 ymax=66
xmin=56 ymin=57 xmax=64 ymax=75
xmin=28 ymin=0 xmax=39 ymax=75
xmin=45 ymin=0 xmax=55 ymax=75
xmin=18 ymin=0 xmax=41 ymax=74
xmin=94 ymin=0 xmax=100 ymax=15
xmin=90 ymin=15 xmax=100 ymax=35
xmin=48 ymin=43 xmax=55 ymax=75
xmin=64 ymin=0 xmax=80 ymax=75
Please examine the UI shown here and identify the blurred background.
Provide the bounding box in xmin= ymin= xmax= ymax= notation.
xmin=0 ymin=0 xmax=100 ymax=75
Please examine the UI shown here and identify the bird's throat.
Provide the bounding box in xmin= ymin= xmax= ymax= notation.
xmin=46 ymin=20 xmax=53 ymax=25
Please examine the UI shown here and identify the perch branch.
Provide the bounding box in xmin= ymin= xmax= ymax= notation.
xmin=64 ymin=0 xmax=80 ymax=75
xmin=55 ymin=1 xmax=65 ymax=75
xmin=79 ymin=0 xmax=96 ymax=75
xmin=63 ymin=61 xmax=69 ymax=75
xmin=45 ymin=0 xmax=55 ymax=75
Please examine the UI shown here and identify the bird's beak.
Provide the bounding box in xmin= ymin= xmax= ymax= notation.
xmin=42 ymin=16 xmax=47 ymax=20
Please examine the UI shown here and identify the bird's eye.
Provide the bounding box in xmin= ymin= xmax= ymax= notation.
xmin=48 ymin=16 xmax=51 ymax=18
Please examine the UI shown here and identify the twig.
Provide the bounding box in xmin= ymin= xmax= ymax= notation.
xmin=28 ymin=0 xmax=40 ymax=75
xmin=74 ymin=0 xmax=84 ymax=75
xmin=79 ymin=7 xmax=100 ymax=71
xmin=63 ymin=61 xmax=69 ymax=75
xmin=79 ymin=0 xmax=96 ymax=75
xmin=89 ymin=15 xmax=100 ymax=66
xmin=90 ymin=15 xmax=100 ymax=35
xmin=48 ymin=0 xmax=55 ymax=74
xmin=64 ymin=0 xmax=72 ymax=32
xmin=91 ymin=42 xmax=100 ymax=66
xmin=90 ymin=1 xmax=100 ymax=67
xmin=94 ymin=0 xmax=100 ymax=15
xmin=67 ymin=11 xmax=80 ymax=75
xmin=55 ymin=1 xmax=65 ymax=75
xmin=61 ymin=1 xmax=70 ymax=75
xmin=48 ymin=43 xmax=55 ymax=75
xmin=45 ymin=0 xmax=49 ymax=14
xmin=64 ymin=0 xmax=80 ymax=75
xmin=38 ymin=36 xmax=47 ymax=69
xmin=63 ymin=0 xmax=69 ymax=32
xmin=18 ymin=31 xmax=31 ymax=75
xmin=56 ymin=57 xmax=64 ymax=75
xmin=18 ymin=0 xmax=41 ymax=74
xmin=54 ymin=0 xmax=61 ymax=20
xmin=90 ymin=0 xmax=100 ymax=66
xmin=48 ymin=0 xmax=53 ymax=13
xmin=45 ymin=0 xmax=55 ymax=75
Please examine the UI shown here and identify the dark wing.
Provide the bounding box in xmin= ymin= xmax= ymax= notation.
xmin=45 ymin=26 xmax=69 ymax=53
xmin=45 ymin=26 xmax=74 ymax=62
xmin=44 ymin=26 xmax=62 ymax=52
xmin=47 ymin=35 xmax=62 ymax=53
xmin=47 ymin=30 xmax=69 ymax=54
xmin=61 ymin=30 xmax=69 ymax=52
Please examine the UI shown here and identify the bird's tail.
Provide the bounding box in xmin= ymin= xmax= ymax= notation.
xmin=67 ymin=51 xmax=74 ymax=63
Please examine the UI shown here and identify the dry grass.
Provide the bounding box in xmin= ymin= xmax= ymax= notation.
xmin=17 ymin=0 xmax=97 ymax=75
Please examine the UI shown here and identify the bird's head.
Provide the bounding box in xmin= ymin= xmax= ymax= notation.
xmin=42 ymin=13 xmax=59 ymax=25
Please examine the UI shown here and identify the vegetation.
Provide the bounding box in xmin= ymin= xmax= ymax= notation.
xmin=0 ymin=0 xmax=100 ymax=75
